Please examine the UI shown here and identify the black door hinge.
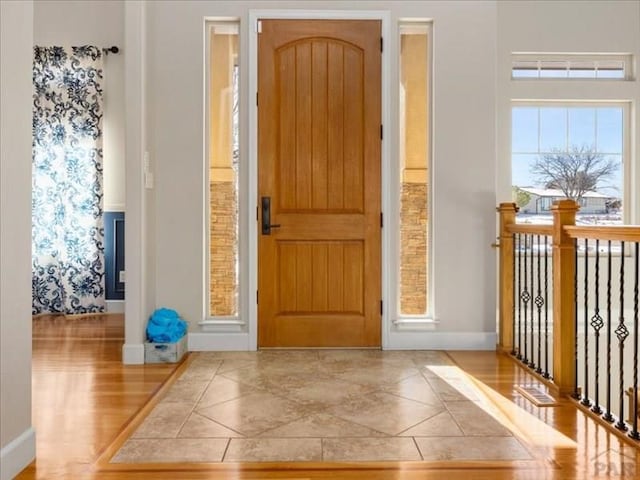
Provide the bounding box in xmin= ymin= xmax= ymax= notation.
xmin=380 ymin=37 xmax=383 ymax=52
xmin=256 ymin=290 xmax=259 ymax=304
xmin=256 ymin=92 xmax=259 ymax=107
xmin=380 ymin=124 xmax=383 ymax=140
xmin=380 ymin=300 xmax=383 ymax=315
xmin=380 ymin=212 xmax=383 ymax=228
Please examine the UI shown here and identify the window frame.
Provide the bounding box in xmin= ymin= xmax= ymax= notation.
xmin=203 ymin=19 xmax=244 ymax=327
xmin=392 ymin=20 xmax=435 ymax=328
xmin=511 ymin=53 xmax=634 ymax=81
xmin=511 ymin=100 xmax=631 ymax=225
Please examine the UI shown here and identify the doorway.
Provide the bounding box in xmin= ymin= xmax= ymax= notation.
xmin=257 ymin=19 xmax=382 ymax=347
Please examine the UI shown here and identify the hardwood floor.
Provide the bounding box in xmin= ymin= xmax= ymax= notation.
xmin=16 ymin=314 xmax=639 ymax=479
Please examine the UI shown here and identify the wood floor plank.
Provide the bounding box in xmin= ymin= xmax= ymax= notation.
xmin=15 ymin=314 xmax=640 ymax=479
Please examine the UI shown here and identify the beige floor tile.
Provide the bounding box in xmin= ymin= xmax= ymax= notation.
xmin=121 ymin=350 xmax=527 ymax=465
xmin=180 ymin=356 xmax=222 ymax=380
xmin=221 ymin=367 xmax=314 ymax=393
xmin=111 ymin=438 xmax=228 ymax=463
xmin=216 ymin=359 xmax=260 ymax=374
xmin=161 ymin=378 xmax=209 ymax=404
xmin=326 ymin=392 xmax=444 ymax=435
xmin=196 ymin=375 xmax=258 ymax=408
xmin=415 ymin=436 xmax=532 ymax=461
xmin=258 ymin=350 xmax=320 ymax=362
xmin=383 ymin=374 xmax=443 ymax=407
xmin=195 ymin=351 xmax=259 ymax=361
xmin=282 ymin=376 xmax=378 ymax=407
xmin=426 ymin=377 xmax=480 ymax=402
xmin=131 ymin=402 xmax=193 ymax=438
xmin=410 ymin=351 xmax=455 ymax=367
xmin=196 ymin=392 xmax=310 ymax=436
xmin=224 ymin=438 xmax=322 ymax=462
xmin=399 ymin=411 xmax=464 ymax=436
xmin=445 ymin=400 xmax=512 ymax=436
xmin=322 ymin=437 xmax=422 ymax=461
xmin=258 ymin=412 xmax=387 ymax=437
xmin=178 ymin=412 xmax=244 ymax=438
xmin=331 ymin=364 xmax=420 ymax=387
xmin=318 ymin=350 xmax=417 ymax=370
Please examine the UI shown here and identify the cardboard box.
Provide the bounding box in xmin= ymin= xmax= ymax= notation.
xmin=144 ymin=335 xmax=187 ymax=363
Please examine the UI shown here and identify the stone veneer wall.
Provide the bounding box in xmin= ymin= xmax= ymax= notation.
xmin=400 ymin=182 xmax=428 ymax=314
xmin=209 ymin=180 xmax=237 ymax=315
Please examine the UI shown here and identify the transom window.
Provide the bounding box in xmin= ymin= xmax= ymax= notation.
xmin=512 ymin=54 xmax=633 ymax=80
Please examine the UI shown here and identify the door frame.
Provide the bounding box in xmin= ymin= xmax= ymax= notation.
xmin=248 ymin=10 xmax=391 ymax=350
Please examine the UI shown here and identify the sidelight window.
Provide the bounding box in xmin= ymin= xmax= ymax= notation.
xmin=398 ymin=23 xmax=431 ymax=316
xmin=207 ymin=21 xmax=240 ymax=317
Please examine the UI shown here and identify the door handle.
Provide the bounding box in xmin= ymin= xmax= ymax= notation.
xmin=261 ymin=196 xmax=281 ymax=235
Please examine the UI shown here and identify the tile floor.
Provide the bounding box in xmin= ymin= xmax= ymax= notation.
xmin=112 ymin=350 xmax=533 ymax=463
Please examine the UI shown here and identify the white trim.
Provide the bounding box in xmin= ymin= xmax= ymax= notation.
xmin=386 ymin=331 xmax=497 ymax=351
xmin=0 ymin=427 xmax=35 ymax=480
xmin=189 ymin=332 xmax=250 ymax=351
xmin=123 ymin=0 xmax=148 ymax=362
xmin=122 ymin=343 xmax=144 ymax=364
xmin=198 ymin=319 xmax=245 ymax=333
xmin=248 ymin=9 xmax=391 ymax=350
xmin=393 ymin=318 xmax=439 ymax=331
xmin=389 ymin=20 xmax=435 ymax=334
xmin=106 ymin=300 xmax=125 ymax=314
xmin=104 ymin=203 xmax=126 ymax=212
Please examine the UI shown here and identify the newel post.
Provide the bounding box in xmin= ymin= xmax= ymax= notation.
xmin=497 ymin=202 xmax=518 ymax=353
xmin=551 ymin=199 xmax=579 ymax=395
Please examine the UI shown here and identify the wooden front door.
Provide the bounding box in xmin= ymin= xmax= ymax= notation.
xmin=257 ymin=19 xmax=381 ymax=347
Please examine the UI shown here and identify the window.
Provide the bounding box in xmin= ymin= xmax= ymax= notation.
xmin=512 ymin=104 xmax=626 ymax=224
xmin=207 ymin=21 xmax=239 ymax=317
xmin=398 ymin=23 xmax=430 ymax=316
xmin=512 ymin=54 xmax=633 ymax=80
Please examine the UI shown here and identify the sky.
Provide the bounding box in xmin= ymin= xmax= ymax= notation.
xmin=512 ymin=106 xmax=624 ymax=198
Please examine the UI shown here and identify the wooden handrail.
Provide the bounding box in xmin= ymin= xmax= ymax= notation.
xmin=506 ymin=224 xmax=554 ymax=236
xmin=564 ymin=225 xmax=640 ymax=242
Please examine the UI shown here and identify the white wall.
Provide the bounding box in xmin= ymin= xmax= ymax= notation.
xmin=144 ymin=0 xmax=498 ymax=347
xmin=0 ymin=1 xmax=36 ymax=478
xmin=34 ymin=0 xmax=126 ymax=211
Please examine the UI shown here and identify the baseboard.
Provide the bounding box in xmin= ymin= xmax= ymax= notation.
xmin=0 ymin=427 xmax=35 ymax=480
xmin=106 ymin=300 xmax=125 ymax=314
xmin=385 ymin=331 xmax=497 ymax=350
xmin=188 ymin=332 xmax=252 ymax=351
xmin=122 ymin=343 xmax=145 ymax=364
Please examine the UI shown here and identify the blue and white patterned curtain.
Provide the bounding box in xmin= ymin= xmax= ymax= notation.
xmin=32 ymin=46 xmax=106 ymax=314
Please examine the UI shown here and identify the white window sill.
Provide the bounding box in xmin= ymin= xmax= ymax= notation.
xmin=199 ymin=318 xmax=246 ymax=333
xmin=392 ymin=317 xmax=439 ymax=331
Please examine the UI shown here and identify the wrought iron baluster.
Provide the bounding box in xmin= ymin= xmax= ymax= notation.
xmin=529 ymin=234 xmax=536 ymax=369
xmin=591 ymin=240 xmax=603 ymax=414
xmin=511 ymin=233 xmax=517 ymax=356
xmin=543 ymin=235 xmax=550 ymax=379
xmin=535 ymin=235 xmax=543 ymax=374
xmin=615 ymin=241 xmax=629 ymax=432
xmin=631 ymin=242 xmax=640 ymax=440
xmin=604 ymin=241 xmax=614 ymax=422
xmin=522 ymin=235 xmax=530 ymax=365
xmin=582 ymin=238 xmax=591 ymax=406
xmin=517 ymin=233 xmax=522 ymax=360
xmin=573 ymin=238 xmax=580 ymax=400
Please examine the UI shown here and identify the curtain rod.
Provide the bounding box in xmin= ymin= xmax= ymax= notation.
xmin=102 ymin=46 xmax=120 ymax=55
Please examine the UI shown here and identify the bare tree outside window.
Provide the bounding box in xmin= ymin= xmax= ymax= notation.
xmin=531 ymin=145 xmax=618 ymax=202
